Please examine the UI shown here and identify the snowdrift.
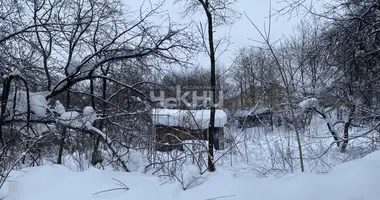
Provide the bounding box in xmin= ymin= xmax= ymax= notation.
xmin=1 ymin=150 xmax=380 ymax=200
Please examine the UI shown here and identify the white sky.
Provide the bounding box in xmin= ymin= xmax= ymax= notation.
xmin=126 ymin=0 xmax=325 ymax=69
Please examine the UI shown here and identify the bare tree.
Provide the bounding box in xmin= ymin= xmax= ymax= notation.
xmin=284 ymin=0 xmax=380 ymax=152
xmin=0 ymin=0 xmax=198 ymax=185
xmin=175 ymin=0 xmax=239 ymax=172
xmin=245 ymin=3 xmax=307 ymax=170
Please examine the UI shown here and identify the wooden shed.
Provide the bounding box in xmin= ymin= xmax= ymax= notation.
xmin=234 ymin=106 xmax=273 ymax=128
xmin=151 ymin=109 xmax=228 ymax=151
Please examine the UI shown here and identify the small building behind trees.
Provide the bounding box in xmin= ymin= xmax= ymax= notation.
xmin=151 ymin=109 xmax=227 ymax=151
xmin=233 ymin=106 xmax=274 ymax=128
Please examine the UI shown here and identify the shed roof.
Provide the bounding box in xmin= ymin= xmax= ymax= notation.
xmin=152 ymin=109 xmax=227 ymax=129
xmin=233 ymin=107 xmax=270 ymax=118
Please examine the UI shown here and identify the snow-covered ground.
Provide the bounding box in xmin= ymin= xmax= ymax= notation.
xmin=1 ymin=113 xmax=379 ymax=200
xmin=1 ymin=149 xmax=380 ymax=200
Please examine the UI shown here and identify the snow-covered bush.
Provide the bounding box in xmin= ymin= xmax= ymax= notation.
xmin=299 ymin=98 xmax=319 ymax=110
xmin=5 ymin=91 xmax=49 ymax=120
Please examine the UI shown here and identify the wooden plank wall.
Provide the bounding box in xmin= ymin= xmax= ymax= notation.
xmin=155 ymin=125 xmax=207 ymax=144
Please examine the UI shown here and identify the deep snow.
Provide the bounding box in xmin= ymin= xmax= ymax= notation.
xmin=1 ymin=150 xmax=380 ymax=200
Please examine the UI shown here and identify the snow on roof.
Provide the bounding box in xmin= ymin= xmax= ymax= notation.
xmin=152 ymin=108 xmax=227 ymax=129
xmin=234 ymin=107 xmax=270 ymax=118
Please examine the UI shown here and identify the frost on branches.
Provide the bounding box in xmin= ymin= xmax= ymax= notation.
xmin=2 ymin=91 xmax=132 ymax=172
xmin=82 ymin=106 xmax=96 ymax=129
xmin=5 ymin=91 xmax=49 ymax=120
xmin=54 ymin=101 xmax=97 ymax=130
xmin=53 ymin=100 xmax=130 ymax=171
xmin=299 ymin=97 xmax=349 ymax=152
xmin=2 ymin=92 xmax=99 ymax=131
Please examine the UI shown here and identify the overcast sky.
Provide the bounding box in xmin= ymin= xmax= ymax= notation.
xmin=126 ymin=0 xmax=325 ymax=69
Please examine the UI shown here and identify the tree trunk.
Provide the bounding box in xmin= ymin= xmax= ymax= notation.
xmin=90 ymin=78 xmax=102 ymax=166
xmin=57 ymin=128 xmax=66 ymax=164
xmin=341 ymin=104 xmax=355 ymax=152
xmin=205 ymin=2 xmax=216 ymax=172
xmin=91 ymin=74 xmax=107 ymax=166
xmin=57 ymin=90 xmax=70 ymax=164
